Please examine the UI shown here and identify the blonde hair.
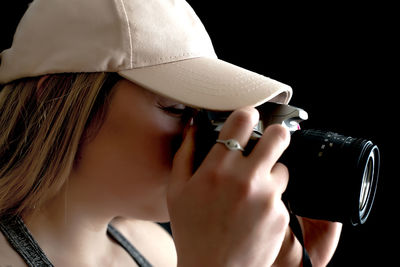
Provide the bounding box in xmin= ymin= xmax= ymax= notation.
xmin=0 ymin=72 xmax=119 ymax=217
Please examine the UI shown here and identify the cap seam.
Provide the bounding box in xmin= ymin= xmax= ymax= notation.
xmin=118 ymin=0 xmax=133 ymax=69
xmin=136 ymin=52 xmax=199 ymax=66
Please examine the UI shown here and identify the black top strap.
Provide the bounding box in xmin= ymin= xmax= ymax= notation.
xmin=107 ymin=224 xmax=153 ymax=267
xmin=0 ymin=216 xmax=152 ymax=267
xmin=0 ymin=216 xmax=54 ymax=266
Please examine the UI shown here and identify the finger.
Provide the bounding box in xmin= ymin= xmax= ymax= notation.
xmin=170 ymin=124 xmax=196 ymax=188
xmin=270 ymin=162 xmax=289 ymax=194
xmin=212 ymin=107 xmax=259 ymax=159
xmin=249 ymin=124 xmax=290 ymax=171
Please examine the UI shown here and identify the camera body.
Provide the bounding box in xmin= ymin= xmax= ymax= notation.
xmin=193 ymin=103 xmax=380 ymax=225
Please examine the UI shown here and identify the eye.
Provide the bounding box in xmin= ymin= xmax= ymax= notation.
xmin=160 ymin=106 xmax=186 ymax=116
xmin=157 ymin=103 xmax=194 ymax=119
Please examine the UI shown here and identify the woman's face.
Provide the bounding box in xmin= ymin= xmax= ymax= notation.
xmin=71 ymin=79 xmax=192 ymax=221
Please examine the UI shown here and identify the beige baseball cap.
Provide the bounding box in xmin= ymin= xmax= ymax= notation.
xmin=0 ymin=0 xmax=292 ymax=111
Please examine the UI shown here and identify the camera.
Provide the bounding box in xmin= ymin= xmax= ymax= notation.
xmin=193 ymin=103 xmax=380 ymax=226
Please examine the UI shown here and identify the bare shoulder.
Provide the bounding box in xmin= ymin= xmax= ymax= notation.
xmin=0 ymin=231 xmax=27 ymax=267
xmin=110 ymin=218 xmax=177 ymax=267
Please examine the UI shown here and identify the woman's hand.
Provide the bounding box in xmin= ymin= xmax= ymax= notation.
xmin=167 ymin=107 xmax=291 ymax=267
xmin=272 ymin=216 xmax=342 ymax=267
xmin=298 ymin=216 xmax=342 ymax=267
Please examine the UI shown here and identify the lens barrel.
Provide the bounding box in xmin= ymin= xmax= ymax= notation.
xmin=281 ymin=129 xmax=380 ymax=225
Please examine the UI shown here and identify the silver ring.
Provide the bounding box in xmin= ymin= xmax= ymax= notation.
xmin=216 ymin=139 xmax=245 ymax=152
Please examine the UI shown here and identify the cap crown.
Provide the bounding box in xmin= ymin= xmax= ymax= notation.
xmin=0 ymin=0 xmax=216 ymax=83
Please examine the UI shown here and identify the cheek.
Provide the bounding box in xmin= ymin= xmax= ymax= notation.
xmin=102 ymin=102 xmax=182 ymax=170
xmin=103 ymin=107 xmax=184 ymax=184
xmin=135 ymin=117 xmax=183 ymax=171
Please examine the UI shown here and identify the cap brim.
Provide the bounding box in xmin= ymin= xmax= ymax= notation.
xmin=118 ymin=57 xmax=292 ymax=111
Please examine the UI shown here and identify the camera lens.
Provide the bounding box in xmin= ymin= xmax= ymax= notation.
xmin=282 ymin=129 xmax=380 ymax=225
xmin=356 ymin=143 xmax=380 ymax=225
xmin=360 ymin=157 xmax=373 ymax=211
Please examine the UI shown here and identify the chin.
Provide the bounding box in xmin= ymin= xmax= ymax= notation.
xmin=149 ymin=206 xmax=170 ymax=223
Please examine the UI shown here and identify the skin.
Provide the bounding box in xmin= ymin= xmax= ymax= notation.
xmin=0 ymin=78 xmax=341 ymax=266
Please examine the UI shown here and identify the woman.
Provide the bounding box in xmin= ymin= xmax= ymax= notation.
xmin=0 ymin=0 xmax=341 ymax=266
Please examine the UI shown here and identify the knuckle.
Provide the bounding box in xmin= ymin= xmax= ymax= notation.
xmin=231 ymin=108 xmax=259 ymax=128
xmin=272 ymin=162 xmax=289 ymax=190
xmin=203 ymin=161 xmax=255 ymax=198
xmin=202 ymin=161 xmax=234 ymax=185
xmin=280 ymin=207 xmax=290 ymax=227
xmin=233 ymin=176 xmax=254 ymax=200
xmin=260 ymin=195 xmax=275 ymax=216
xmin=203 ymin=166 xmax=222 ymax=184
xmin=265 ymin=124 xmax=290 ymax=146
xmin=268 ymin=200 xmax=290 ymax=232
xmin=260 ymin=193 xmax=289 ymax=222
xmin=275 ymin=211 xmax=290 ymax=234
xmin=230 ymin=165 xmax=264 ymax=199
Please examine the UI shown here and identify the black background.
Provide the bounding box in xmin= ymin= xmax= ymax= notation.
xmin=1 ymin=1 xmax=398 ymax=266
xmin=186 ymin=1 xmax=397 ymax=266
